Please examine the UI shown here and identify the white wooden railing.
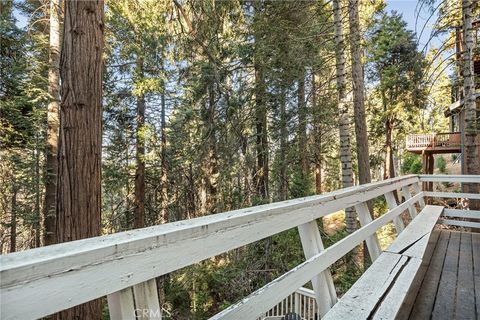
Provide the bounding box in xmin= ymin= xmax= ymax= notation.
xmin=259 ymin=287 xmax=317 ymax=320
xmin=406 ymin=132 xmax=461 ymax=150
xmin=1 ymin=175 xmax=479 ymax=320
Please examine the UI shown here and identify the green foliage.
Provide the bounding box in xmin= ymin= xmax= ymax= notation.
xmin=367 ymin=11 xmax=427 ymax=154
xmin=289 ymin=171 xmax=313 ymax=199
xmin=436 ymin=156 xmax=447 ymax=173
xmin=5 ymin=0 xmax=462 ymax=318
xmin=401 ymin=153 xmax=422 ymax=174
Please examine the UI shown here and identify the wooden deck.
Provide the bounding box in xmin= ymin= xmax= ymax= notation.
xmin=406 ymin=133 xmax=461 ymax=154
xmin=408 ymin=229 xmax=480 ymax=319
xmin=2 ymin=175 xmax=478 ymax=320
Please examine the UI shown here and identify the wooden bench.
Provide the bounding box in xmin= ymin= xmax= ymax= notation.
xmin=323 ymin=205 xmax=444 ymax=320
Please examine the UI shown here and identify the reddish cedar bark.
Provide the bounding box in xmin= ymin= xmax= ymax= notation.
xmin=55 ymin=0 xmax=104 ymax=318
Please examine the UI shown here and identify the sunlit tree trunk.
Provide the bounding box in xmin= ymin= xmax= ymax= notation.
xmin=462 ymin=0 xmax=479 ymax=204
xmin=55 ymin=0 xmax=104 ymax=317
xmin=348 ymin=0 xmax=371 ymax=187
xmin=333 ymin=0 xmax=356 ymax=234
xmin=44 ymin=0 xmax=60 ymax=246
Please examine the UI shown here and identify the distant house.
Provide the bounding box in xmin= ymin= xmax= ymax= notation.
xmin=406 ymin=19 xmax=479 ymax=179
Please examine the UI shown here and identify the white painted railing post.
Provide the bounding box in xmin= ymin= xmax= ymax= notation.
xmin=354 ymin=202 xmax=382 ymax=261
xmin=412 ymin=182 xmax=426 ymax=209
xmin=384 ymin=191 xmax=405 ymax=233
xmin=401 ymin=186 xmax=417 ymax=219
xmin=297 ymin=221 xmax=337 ymax=317
xmin=133 ymin=279 xmax=162 ymax=319
xmin=107 ymin=287 xmax=136 ymax=320
xmin=294 ymin=292 xmax=300 ymax=314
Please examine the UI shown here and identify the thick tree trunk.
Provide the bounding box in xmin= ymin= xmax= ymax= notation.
xmin=347 ymin=1 xmax=374 ymax=263
xmin=56 ymin=0 xmax=104 ymax=318
xmin=462 ymin=0 xmax=479 ymax=206
xmin=348 ymin=0 xmax=371 ymax=186
xmin=44 ymin=0 xmax=60 ymax=246
xmin=333 ymin=0 xmax=356 ymax=234
xmin=134 ymin=58 xmax=146 ymax=229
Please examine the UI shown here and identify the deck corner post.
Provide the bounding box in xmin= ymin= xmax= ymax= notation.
xmin=354 ymin=202 xmax=382 ymax=261
xmin=297 ymin=220 xmax=337 ymax=317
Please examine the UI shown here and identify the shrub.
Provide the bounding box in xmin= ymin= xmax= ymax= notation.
xmin=437 ymin=156 xmax=447 ymax=173
xmin=401 ymin=153 xmax=422 ymax=174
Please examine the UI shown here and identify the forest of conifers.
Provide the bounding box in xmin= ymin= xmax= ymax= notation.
xmin=1 ymin=0 xmax=479 ymax=318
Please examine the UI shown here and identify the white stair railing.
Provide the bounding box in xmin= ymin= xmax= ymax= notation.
xmin=260 ymin=287 xmax=317 ymax=320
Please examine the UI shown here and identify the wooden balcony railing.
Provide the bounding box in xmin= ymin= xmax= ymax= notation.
xmin=1 ymin=175 xmax=479 ymax=320
xmin=406 ymin=132 xmax=461 ymax=150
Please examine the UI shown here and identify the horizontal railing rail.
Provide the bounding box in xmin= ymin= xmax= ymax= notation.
xmin=419 ymin=174 xmax=480 ymax=183
xmin=1 ymin=174 xmax=479 ymax=320
xmin=211 ymin=192 xmax=425 ymax=320
xmin=421 ymin=174 xmax=480 ymax=229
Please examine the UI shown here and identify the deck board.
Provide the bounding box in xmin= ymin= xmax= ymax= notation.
xmin=455 ymin=232 xmax=475 ymax=319
xmin=409 ymin=230 xmax=450 ymax=320
xmin=432 ymin=231 xmax=460 ymax=319
xmin=408 ymin=230 xmax=479 ymax=320
xmin=473 ymin=233 xmax=480 ymax=318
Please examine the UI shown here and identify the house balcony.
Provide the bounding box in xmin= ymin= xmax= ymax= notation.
xmin=406 ymin=132 xmax=461 ymax=154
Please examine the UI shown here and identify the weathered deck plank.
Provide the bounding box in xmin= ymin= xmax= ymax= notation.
xmin=322 ymin=252 xmax=408 ymax=320
xmin=408 ymin=230 xmax=449 ymax=320
xmin=372 ymin=257 xmax=423 ymax=320
xmin=473 ymin=233 xmax=480 ymax=319
xmin=385 ymin=205 xmax=443 ymax=256
xmin=455 ymin=232 xmax=475 ymax=319
xmin=432 ymin=231 xmax=460 ymax=319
